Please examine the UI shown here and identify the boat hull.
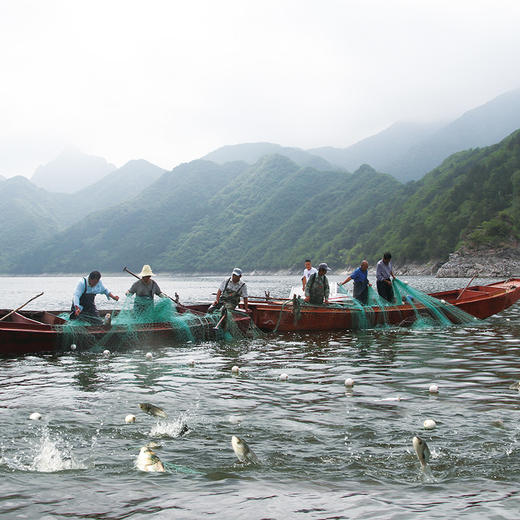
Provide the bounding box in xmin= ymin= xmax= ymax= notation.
xmin=0 ymin=305 xmax=251 ymax=355
xmin=247 ymin=279 xmax=520 ymax=332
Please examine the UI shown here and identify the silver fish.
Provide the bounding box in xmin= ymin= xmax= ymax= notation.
xmin=231 ymin=435 xmax=260 ymax=465
xmin=412 ymin=435 xmax=431 ymax=468
xmin=135 ymin=446 xmax=165 ymax=472
xmin=509 ymin=381 xmax=520 ymax=391
xmin=139 ymin=403 xmax=168 ymax=418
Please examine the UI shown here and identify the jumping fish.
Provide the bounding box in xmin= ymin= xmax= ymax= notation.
xmin=412 ymin=435 xmax=431 ymax=468
xmin=135 ymin=445 xmax=165 ymax=472
xmin=139 ymin=403 xmax=168 ymax=418
xmin=231 ymin=435 xmax=260 ymax=465
xmin=509 ymin=381 xmax=520 ymax=391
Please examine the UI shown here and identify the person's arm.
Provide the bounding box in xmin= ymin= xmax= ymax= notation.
xmin=153 ymin=281 xmax=163 ymax=297
xmin=126 ymin=281 xmax=137 ymax=296
xmin=214 ymin=289 xmax=222 ymax=306
xmin=324 ymin=278 xmax=330 ymax=303
xmin=243 ymin=297 xmax=249 ymax=312
xmin=72 ymin=279 xmax=84 ymax=314
xmin=108 ymin=292 xmax=119 ymax=301
xmin=302 ymin=275 xmax=307 ymax=291
xmin=339 ymin=275 xmax=352 ymax=286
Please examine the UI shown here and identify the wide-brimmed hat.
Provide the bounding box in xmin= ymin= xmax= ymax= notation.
xmin=139 ymin=265 xmax=155 ymax=277
xmin=318 ymin=263 xmax=331 ymax=272
xmin=232 ymin=267 xmax=242 ymax=277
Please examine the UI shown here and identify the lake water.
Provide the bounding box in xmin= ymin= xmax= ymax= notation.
xmin=1 ymin=275 xmax=519 ymax=519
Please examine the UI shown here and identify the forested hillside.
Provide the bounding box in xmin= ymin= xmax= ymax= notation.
xmin=6 ymin=129 xmax=520 ymax=274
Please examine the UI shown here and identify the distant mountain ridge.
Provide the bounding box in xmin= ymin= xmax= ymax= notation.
xmin=309 ymin=121 xmax=443 ymax=173
xmin=9 ymin=128 xmax=520 ymax=274
xmin=0 ymin=159 xmax=166 ymax=272
xmin=308 ymin=88 xmax=520 ymax=182
xmin=202 ymin=142 xmax=338 ymax=171
xmin=31 ymin=148 xmax=117 ymax=193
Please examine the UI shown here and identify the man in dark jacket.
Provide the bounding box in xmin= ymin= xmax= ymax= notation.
xmin=304 ymin=263 xmax=331 ymax=305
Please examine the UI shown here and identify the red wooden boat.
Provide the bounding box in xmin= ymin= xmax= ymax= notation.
xmin=0 ymin=304 xmax=251 ymax=356
xmin=245 ymin=279 xmax=520 ymax=332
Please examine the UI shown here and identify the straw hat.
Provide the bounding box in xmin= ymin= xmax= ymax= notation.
xmin=139 ymin=264 xmax=155 ymax=277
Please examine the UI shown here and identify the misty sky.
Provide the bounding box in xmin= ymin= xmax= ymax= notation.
xmin=1 ymin=0 xmax=520 ymax=177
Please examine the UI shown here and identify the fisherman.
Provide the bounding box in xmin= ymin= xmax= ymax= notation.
xmin=376 ymin=252 xmax=395 ymax=303
xmin=126 ymin=264 xmax=167 ymax=315
xmin=301 ymin=259 xmax=318 ymax=292
xmin=70 ymin=271 xmax=119 ymax=324
xmin=304 ymin=263 xmax=331 ymax=305
xmin=210 ymin=268 xmax=250 ymax=312
xmin=339 ymin=260 xmax=371 ymax=305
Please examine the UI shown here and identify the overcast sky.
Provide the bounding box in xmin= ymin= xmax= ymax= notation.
xmin=1 ymin=0 xmax=520 ymax=177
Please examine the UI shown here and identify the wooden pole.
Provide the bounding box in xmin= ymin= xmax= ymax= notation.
xmin=0 ymin=292 xmax=44 ymax=322
xmin=456 ymin=273 xmax=478 ymax=301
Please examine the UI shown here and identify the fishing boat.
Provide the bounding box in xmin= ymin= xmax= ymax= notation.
xmin=245 ymin=278 xmax=520 ymax=332
xmin=0 ymin=304 xmax=251 ymax=356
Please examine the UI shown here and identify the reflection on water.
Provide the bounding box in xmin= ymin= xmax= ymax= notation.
xmin=0 ymin=276 xmax=520 ymax=518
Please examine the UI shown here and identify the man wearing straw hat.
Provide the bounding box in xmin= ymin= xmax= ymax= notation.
xmin=126 ymin=264 xmax=167 ymax=314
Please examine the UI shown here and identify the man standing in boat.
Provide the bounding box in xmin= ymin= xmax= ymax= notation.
xmin=211 ymin=268 xmax=250 ymax=312
xmin=302 ymin=259 xmax=318 ymax=292
xmin=70 ymin=271 xmax=119 ymax=324
xmin=376 ymin=252 xmax=395 ymax=302
xmin=305 ymin=263 xmax=331 ymax=305
xmin=126 ymin=264 xmax=167 ymax=315
xmin=339 ymin=260 xmax=371 ymax=305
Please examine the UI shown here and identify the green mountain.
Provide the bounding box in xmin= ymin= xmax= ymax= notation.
xmin=202 ymin=142 xmax=337 ymax=171
xmin=0 ymin=160 xmax=166 ymax=272
xmin=0 ymin=176 xmax=74 ymax=269
xmin=8 ymin=128 xmax=520 ymax=274
xmin=338 ymin=128 xmax=520 ymax=265
xmin=11 ymin=156 xmax=402 ymax=273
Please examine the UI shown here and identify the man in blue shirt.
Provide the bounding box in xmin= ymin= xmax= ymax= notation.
xmin=70 ymin=271 xmax=119 ymax=324
xmin=339 ymin=260 xmax=371 ymax=305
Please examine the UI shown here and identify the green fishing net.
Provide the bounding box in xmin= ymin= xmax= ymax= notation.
xmin=328 ymin=278 xmax=477 ymax=329
xmin=59 ymin=295 xmax=262 ymax=350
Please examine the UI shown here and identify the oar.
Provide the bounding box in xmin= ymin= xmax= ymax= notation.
xmin=123 ymin=267 xmax=183 ymax=307
xmin=0 ymin=292 xmax=44 ymax=322
xmin=456 ymin=273 xmax=478 ymax=301
xmin=213 ymin=313 xmax=227 ymax=330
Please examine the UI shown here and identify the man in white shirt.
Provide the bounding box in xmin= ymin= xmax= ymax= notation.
xmin=302 ymin=259 xmax=318 ymax=292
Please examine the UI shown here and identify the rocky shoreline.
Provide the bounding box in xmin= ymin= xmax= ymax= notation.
xmin=434 ymin=247 xmax=520 ymax=278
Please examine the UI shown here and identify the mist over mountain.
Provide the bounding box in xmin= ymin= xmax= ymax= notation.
xmin=0 ymin=159 xmax=166 ymax=272
xmin=202 ymin=142 xmax=337 ymax=171
xmin=385 ymin=88 xmax=520 ymax=181
xmin=309 ymin=121 xmax=443 ymax=173
xmin=31 ymin=148 xmax=116 ymax=193
xmin=70 ymin=159 xmax=166 ymax=216
xmin=308 ymin=88 xmax=520 ymax=182
xmin=0 ymin=176 xmax=74 ymax=269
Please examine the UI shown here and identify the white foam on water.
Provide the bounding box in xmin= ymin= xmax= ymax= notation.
xmin=30 ymin=432 xmax=87 ymax=472
xmin=149 ymin=412 xmax=191 ymax=438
